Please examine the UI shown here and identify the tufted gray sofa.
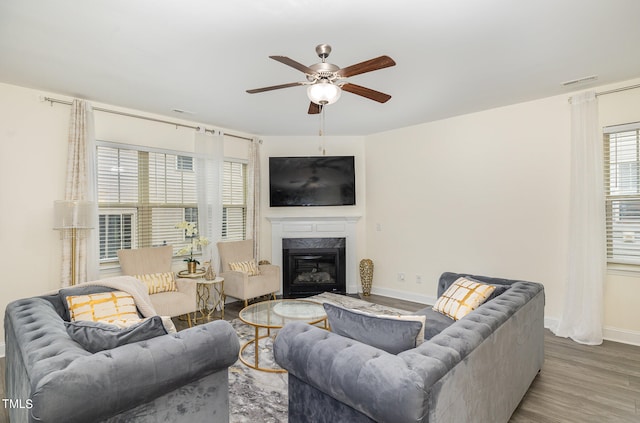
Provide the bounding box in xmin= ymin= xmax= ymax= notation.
xmin=274 ymin=272 xmax=545 ymax=423
xmin=4 ymin=287 xmax=240 ymax=423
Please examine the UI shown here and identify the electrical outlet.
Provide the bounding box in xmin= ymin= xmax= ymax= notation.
xmin=398 ymin=272 xmax=405 ymax=282
xmin=416 ymin=275 xmax=423 ymax=284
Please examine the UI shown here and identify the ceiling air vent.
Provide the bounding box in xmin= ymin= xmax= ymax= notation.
xmin=562 ymin=75 xmax=598 ymax=87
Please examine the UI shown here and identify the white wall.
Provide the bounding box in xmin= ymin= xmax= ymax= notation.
xmin=365 ymin=95 xmax=571 ymax=311
xmin=365 ymin=77 xmax=640 ymax=344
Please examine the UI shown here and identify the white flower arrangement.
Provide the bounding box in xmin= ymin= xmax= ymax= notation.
xmin=175 ymin=221 xmax=210 ymax=264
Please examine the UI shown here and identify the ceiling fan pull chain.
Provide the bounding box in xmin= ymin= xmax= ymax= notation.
xmin=319 ymin=107 xmax=326 ymax=155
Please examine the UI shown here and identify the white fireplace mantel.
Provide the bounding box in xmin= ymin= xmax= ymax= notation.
xmin=267 ymin=216 xmax=361 ymax=294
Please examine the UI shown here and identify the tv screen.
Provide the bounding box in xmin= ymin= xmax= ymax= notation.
xmin=269 ymin=156 xmax=356 ymax=207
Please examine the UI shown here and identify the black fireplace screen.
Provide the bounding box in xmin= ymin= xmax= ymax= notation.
xmin=282 ymin=238 xmax=346 ymax=297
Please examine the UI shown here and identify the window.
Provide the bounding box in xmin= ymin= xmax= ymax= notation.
xmin=176 ymin=155 xmax=194 ymax=172
xmin=223 ymin=161 xmax=247 ymax=241
xmin=97 ymin=142 xmax=247 ymax=264
xmin=99 ymin=209 xmax=136 ymax=260
xmin=604 ymin=123 xmax=640 ymax=265
xmin=97 ymin=143 xmax=199 ymax=263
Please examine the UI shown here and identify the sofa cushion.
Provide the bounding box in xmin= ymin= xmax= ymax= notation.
xmin=229 ymin=260 xmax=260 ymax=276
xmin=413 ymin=307 xmax=455 ymax=340
xmin=65 ymin=316 xmax=168 ymax=353
xmin=432 ymin=277 xmax=496 ymax=320
xmin=323 ymin=303 xmax=424 ymax=354
xmin=133 ymin=272 xmax=178 ymax=294
xmin=65 ymin=291 xmax=140 ymax=323
xmin=487 ymin=283 xmax=510 ymax=302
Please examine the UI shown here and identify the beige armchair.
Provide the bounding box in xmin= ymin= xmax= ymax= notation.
xmin=117 ymin=245 xmax=197 ymax=327
xmin=217 ymin=239 xmax=280 ymax=307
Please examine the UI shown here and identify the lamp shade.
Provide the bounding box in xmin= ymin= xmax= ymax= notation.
xmin=307 ymin=81 xmax=342 ymax=105
xmin=53 ymin=200 xmax=96 ymax=229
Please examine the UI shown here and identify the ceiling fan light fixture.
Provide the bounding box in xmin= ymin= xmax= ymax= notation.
xmin=307 ymin=81 xmax=341 ymax=105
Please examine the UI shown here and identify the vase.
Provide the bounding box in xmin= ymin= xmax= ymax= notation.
xmin=204 ymin=260 xmax=216 ymax=280
xmin=187 ymin=261 xmax=197 ymax=274
xmin=359 ymin=259 xmax=374 ymax=296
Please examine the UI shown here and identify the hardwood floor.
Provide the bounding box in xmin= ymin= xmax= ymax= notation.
xmin=1 ymin=295 xmax=639 ymax=422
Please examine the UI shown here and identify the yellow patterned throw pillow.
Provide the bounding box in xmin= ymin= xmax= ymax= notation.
xmin=134 ymin=272 xmax=177 ymax=295
xmin=432 ymin=277 xmax=496 ymax=320
xmin=66 ymin=291 xmax=139 ymax=323
xmin=229 ymin=260 xmax=260 ymax=276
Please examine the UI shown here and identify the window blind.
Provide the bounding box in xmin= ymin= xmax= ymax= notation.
xmin=97 ymin=144 xmax=199 ymax=261
xmin=223 ymin=161 xmax=247 ymax=241
xmin=604 ymin=122 xmax=640 ymax=265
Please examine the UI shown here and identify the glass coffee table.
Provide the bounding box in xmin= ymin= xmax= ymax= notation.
xmin=238 ymin=299 xmax=327 ymax=373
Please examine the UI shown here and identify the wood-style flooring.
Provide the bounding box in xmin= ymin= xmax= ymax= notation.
xmin=1 ymin=294 xmax=639 ymax=422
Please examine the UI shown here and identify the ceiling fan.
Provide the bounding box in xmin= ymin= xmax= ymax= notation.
xmin=246 ymin=44 xmax=396 ymax=114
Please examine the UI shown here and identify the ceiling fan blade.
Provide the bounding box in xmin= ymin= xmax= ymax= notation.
xmin=308 ymin=102 xmax=322 ymax=114
xmin=246 ymin=82 xmax=304 ymax=94
xmin=337 ymin=55 xmax=396 ymax=78
xmin=341 ymin=83 xmax=392 ymax=103
xmin=270 ymin=56 xmax=317 ymax=75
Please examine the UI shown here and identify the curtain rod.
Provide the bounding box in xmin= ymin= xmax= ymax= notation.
xmin=596 ymin=83 xmax=640 ymax=97
xmin=42 ymin=96 xmax=256 ymax=142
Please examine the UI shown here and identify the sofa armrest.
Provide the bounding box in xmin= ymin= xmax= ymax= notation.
xmin=273 ymin=322 xmax=429 ymax=423
xmin=31 ymin=320 xmax=240 ymax=423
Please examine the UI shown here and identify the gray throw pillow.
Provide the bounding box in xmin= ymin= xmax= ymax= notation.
xmin=487 ymin=283 xmax=510 ymax=301
xmin=65 ymin=316 xmax=168 ymax=353
xmin=323 ymin=303 xmax=423 ymax=354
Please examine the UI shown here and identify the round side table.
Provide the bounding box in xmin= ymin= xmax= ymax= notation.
xmin=177 ymin=271 xmax=225 ymax=324
xmin=195 ymin=277 xmax=225 ymax=323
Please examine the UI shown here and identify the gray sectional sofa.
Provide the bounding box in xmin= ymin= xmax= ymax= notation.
xmin=274 ymin=272 xmax=545 ymax=423
xmin=4 ymin=285 xmax=240 ymax=423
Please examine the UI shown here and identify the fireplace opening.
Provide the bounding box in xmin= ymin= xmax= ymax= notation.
xmin=282 ymin=237 xmax=346 ymax=298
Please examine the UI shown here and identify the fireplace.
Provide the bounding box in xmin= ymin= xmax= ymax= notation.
xmin=268 ymin=216 xmax=361 ymax=294
xmin=282 ymin=237 xmax=346 ymax=298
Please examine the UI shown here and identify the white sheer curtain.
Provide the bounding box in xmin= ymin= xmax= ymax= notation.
xmin=246 ymin=138 xmax=261 ymax=259
xmin=195 ymin=130 xmax=224 ymax=272
xmin=61 ymin=99 xmax=99 ymax=286
xmin=552 ymin=91 xmax=605 ymax=345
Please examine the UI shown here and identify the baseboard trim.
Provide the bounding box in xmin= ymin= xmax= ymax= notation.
xmin=368 ymin=286 xmax=437 ymax=307
xmin=543 ymin=316 xmax=640 ymax=346
xmin=603 ymin=326 xmax=640 ymax=346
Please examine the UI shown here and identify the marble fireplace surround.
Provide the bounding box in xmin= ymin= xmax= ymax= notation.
xmin=267 ymin=216 xmax=361 ymax=295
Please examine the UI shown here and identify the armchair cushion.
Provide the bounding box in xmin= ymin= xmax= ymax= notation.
xmin=133 ymin=272 xmax=178 ymax=294
xmin=117 ymin=245 xmax=173 ymax=274
xmin=228 ymin=260 xmax=260 ymax=276
xmin=64 ymin=316 xmax=168 ymax=353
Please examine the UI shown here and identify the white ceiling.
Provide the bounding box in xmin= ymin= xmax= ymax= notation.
xmin=2 ymin=0 xmax=640 ymax=136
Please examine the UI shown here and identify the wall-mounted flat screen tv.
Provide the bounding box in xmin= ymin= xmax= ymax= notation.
xmin=269 ymin=156 xmax=356 ymax=207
